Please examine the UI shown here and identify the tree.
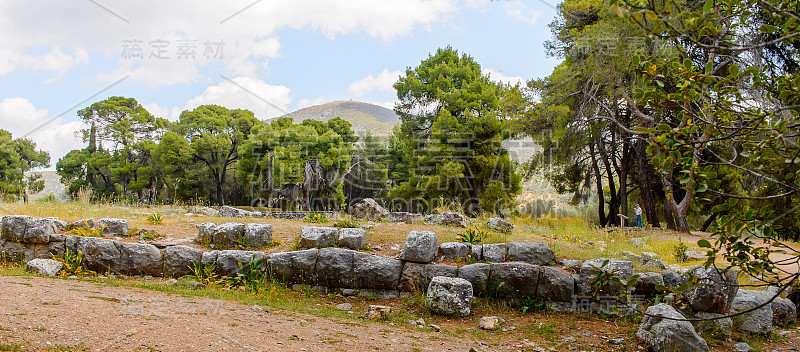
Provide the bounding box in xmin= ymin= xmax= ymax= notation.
xmin=237 ymin=117 xmax=354 ymax=210
xmin=174 ymin=105 xmax=258 ymax=206
xmin=607 ymin=0 xmax=800 ymax=279
xmin=520 ymin=0 xmax=666 ymax=228
xmin=0 ymin=130 xmax=50 ymax=201
xmin=391 ymin=47 xmax=522 ymax=214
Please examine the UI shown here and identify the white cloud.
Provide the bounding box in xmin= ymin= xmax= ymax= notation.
xmin=0 ymin=97 xmax=86 ymax=170
xmin=297 ymin=96 xmax=330 ymax=110
xmin=142 ymin=102 xmax=182 ymax=121
xmin=0 ymin=0 xmax=457 ymax=86
xmin=183 ymin=76 xmax=292 ymax=120
xmin=482 ymin=68 xmax=526 ymax=87
xmin=503 ymin=1 xmax=542 ymax=25
xmin=348 ymin=69 xmax=403 ymax=97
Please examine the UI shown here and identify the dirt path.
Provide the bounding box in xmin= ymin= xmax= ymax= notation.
xmin=0 ymin=276 xmax=478 ymax=352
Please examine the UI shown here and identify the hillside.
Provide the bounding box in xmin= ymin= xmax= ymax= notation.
xmin=279 ymin=101 xmax=400 ymax=135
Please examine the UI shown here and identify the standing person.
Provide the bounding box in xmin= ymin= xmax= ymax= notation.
xmin=634 ymin=204 xmax=643 ymax=228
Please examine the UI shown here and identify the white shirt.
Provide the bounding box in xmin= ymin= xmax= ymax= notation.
xmin=635 ymin=207 xmax=642 ymax=215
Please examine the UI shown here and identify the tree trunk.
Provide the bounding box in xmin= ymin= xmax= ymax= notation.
xmin=598 ymin=136 xmax=619 ymax=226
xmin=635 ymin=138 xmax=660 ymax=227
xmin=589 ymin=141 xmax=606 ymax=226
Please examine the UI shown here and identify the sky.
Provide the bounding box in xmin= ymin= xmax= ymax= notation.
xmin=0 ymin=0 xmax=562 ymax=170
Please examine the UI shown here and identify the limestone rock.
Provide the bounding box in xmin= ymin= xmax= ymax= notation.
xmin=215 ymin=250 xmax=265 ymax=277
xmin=218 ymin=205 xmax=255 ymax=218
xmin=397 ymin=262 xmax=457 ymax=292
xmin=115 ymin=242 xmax=164 ymax=276
xmin=352 ymin=252 xmax=403 ymax=290
xmin=162 ymin=245 xmax=203 ymax=277
xmin=637 ymin=303 xmax=709 ymax=352
xmin=684 ymin=266 xmax=738 ymax=314
xmin=399 ymin=231 xmax=438 ymax=263
xmin=732 ymin=289 xmax=773 ymax=334
xmin=486 ymin=217 xmax=513 ymax=232
xmin=684 ymin=249 xmax=706 ymax=261
xmin=299 ymin=226 xmax=338 ymax=249
xmin=26 ymin=258 xmax=63 ymax=277
xmin=575 ymin=258 xmax=634 ymax=299
xmin=349 ymin=198 xmax=389 ymax=221
xmin=479 ymin=316 xmax=500 ymax=330
xmin=315 ymin=247 xmax=355 ymax=288
xmin=633 ymin=272 xmax=665 ymax=297
xmin=489 ymin=262 xmax=539 ymax=298
xmin=426 ymin=276 xmax=473 ymax=317
xmin=244 ymin=223 xmax=273 ymax=248
xmin=458 ymin=263 xmax=490 ymax=296
xmin=424 ymin=212 xmax=470 ymax=227
xmin=507 ymin=242 xmax=554 ymax=265
xmin=209 ymin=223 xmax=246 ymax=246
xmin=438 ymin=242 xmax=470 ymax=261
xmin=75 ymin=237 xmax=121 ymax=272
xmin=266 ymin=249 xmax=318 ymax=284
xmin=536 ymin=266 xmax=574 ymax=302
xmin=388 ymin=212 xmax=424 ymax=224
xmin=338 ymin=228 xmax=367 ymax=250
xmin=96 ymin=218 xmax=128 ymax=237
xmin=692 ymin=311 xmax=733 ymax=338
xmin=482 ymin=243 xmax=508 ymax=263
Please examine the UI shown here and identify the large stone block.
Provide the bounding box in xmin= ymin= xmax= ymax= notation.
xmin=732 ymin=290 xmax=773 ymax=334
xmin=575 ymin=258 xmax=634 ymax=299
xmin=215 ymin=250 xmax=265 ymax=277
xmin=267 ymin=249 xmax=318 ymax=284
xmin=684 ymin=266 xmax=738 ymax=314
xmin=426 ymin=276 xmax=473 ymax=317
xmin=399 ymin=231 xmax=438 ymax=263
xmin=507 ymin=242 xmax=554 ymax=265
xmin=438 ymin=242 xmax=470 ymax=261
xmin=244 ymin=223 xmax=273 ymax=248
xmin=1 ymin=215 xmax=65 ymax=244
xmin=163 ymin=245 xmax=203 ymax=277
xmin=96 ymin=218 xmax=128 ymax=237
xmin=489 ymin=262 xmax=539 ymax=298
xmin=315 ymin=247 xmax=355 ymax=288
xmin=353 ymin=252 xmax=403 ymax=290
xmin=633 ymin=272 xmax=665 ymax=297
xmin=219 ymin=205 xmax=255 ymax=218
xmin=115 ymin=242 xmax=164 ymax=276
xmin=26 ymin=258 xmax=63 ymax=277
xmin=637 ymin=304 xmax=709 ymax=352
xmin=482 ymin=243 xmax=508 ymax=263
xmin=537 ymin=266 xmax=574 ymax=302
xmin=210 ymin=223 xmax=246 ymax=246
xmin=76 ymin=237 xmax=121 ymax=272
xmin=299 ymin=226 xmax=338 ymax=249
xmin=349 ymin=198 xmax=389 ymax=221
xmin=486 ymin=217 xmax=513 ymax=232
xmin=338 ymin=228 xmax=366 ymax=250
xmin=397 ymin=262 xmax=457 ymax=292
xmin=458 ymin=263 xmax=490 ymax=296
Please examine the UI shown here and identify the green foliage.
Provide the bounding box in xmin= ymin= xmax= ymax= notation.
xmin=672 ymin=238 xmax=689 ymax=263
xmin=303 ymin=211 xmax=329 ymax=223
xmin=0 ymin=130 xmax=50 ymax=200
xmin=389 ymin=47 xmax=522 ymax=215
xmin=332 ymin=216 xmax=360 ymax=228
xmin=66 ymin=221 xmax=106 ymax=238
xmin=53 ymin=249 xmax=95 ymax=276
xmin=457 ymin=227 xmax=485 ymax=244
xmin=587 ymin=259 xmax=640 ymax=301
xmin=146 ymin=213 xmax=164 ymax=225
xmin=224 ymin=256 xmax=269 ymax=295
xmin=185 ymin=259 xmax=218 ymax=286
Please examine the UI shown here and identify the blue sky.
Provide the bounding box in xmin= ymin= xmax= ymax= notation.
xmin=0 ymin=0 xmax=561 ymax=169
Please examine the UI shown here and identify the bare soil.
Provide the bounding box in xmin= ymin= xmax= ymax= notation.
xmin=0 ymin=276 xmax=476 ymax=352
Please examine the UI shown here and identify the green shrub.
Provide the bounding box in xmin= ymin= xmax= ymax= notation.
xmin=303 ymin=211 xmax=329 ymax=223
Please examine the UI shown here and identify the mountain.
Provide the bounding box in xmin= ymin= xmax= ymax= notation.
xmin=280 ymin=101 xmax=400 ymax=135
